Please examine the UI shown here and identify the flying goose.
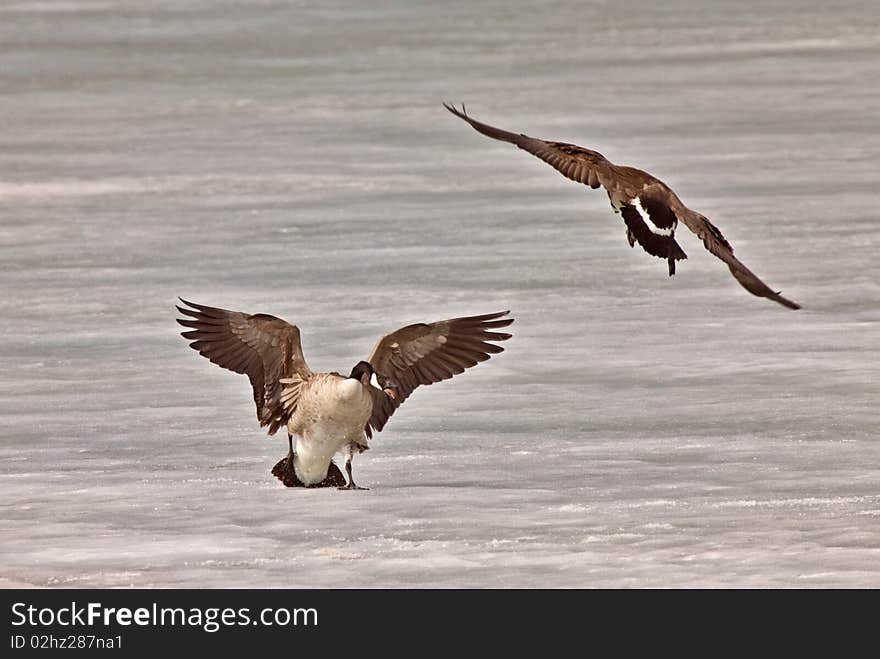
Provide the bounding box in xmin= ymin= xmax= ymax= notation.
xmin=444 ymin=103 xmax=800 ymax=310
xmin=176 ymin=299 xmax=513 ymax=489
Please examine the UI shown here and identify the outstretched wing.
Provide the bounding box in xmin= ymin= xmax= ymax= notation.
xmin=364 ymin=311 xmax=513 ymax=436
xmin=444 ymin=102 xmax=632 ymax=197
xmin=176 ymin=298 xmax=313 ymax=434
xmin=674 ymin=209 xmax=801 ymax=309
xmin=445 ymin=103 xmax=800 ymax=310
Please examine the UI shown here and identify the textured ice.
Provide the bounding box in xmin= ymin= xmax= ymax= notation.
xmin=1 ymin=0 xmax=879 ymax=588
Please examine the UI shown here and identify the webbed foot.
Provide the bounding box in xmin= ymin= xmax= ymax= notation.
xmin=337 ymin=483 xmax=370 ymax=491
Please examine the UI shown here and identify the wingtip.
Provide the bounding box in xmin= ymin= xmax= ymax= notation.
xmin=726 ymin=264 xmax=801 ymax=311
xmin=765 ymin=288 xmax=801 ymax=310
xmin=491 ymin=311 xmax=514 ymax=328
xmin=443 ymin=101 xmax=468 ymax=119
xmin=479 ymin=310 xmax=514 ymax=324
xmin=176 ymin=297 xmax=199 ymax=319
xmin=773 ymin=294 xmax=801 ymax=311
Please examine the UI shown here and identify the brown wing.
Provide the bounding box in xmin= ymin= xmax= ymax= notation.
xmin=444 ymin=102 xmax=638 ymax=198
xmin=364 ymin=311 xmax=513 ymax=436
xmin=176 ymin=298 xmax=313 ymax=434
xmin=674 ymin=209 xmax=801 ymax=309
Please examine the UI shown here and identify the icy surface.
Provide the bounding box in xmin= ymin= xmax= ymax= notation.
xmin=1 ymin=0 xmax=879 ymax=588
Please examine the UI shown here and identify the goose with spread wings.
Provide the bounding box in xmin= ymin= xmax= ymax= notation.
xmin=176 ymin=299 xmax=513 ymax=489
xmin=444 ymin=103 xmax=800 ymax=310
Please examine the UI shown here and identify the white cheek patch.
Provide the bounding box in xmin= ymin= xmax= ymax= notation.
xmin=633 ymin=196 xmax=673 ymax=237
xmin=369 ymin=372 xmax=381 ymax=390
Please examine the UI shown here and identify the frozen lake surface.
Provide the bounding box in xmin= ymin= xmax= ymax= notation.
xmin=1 ymin=0 xmax=878 ymax=587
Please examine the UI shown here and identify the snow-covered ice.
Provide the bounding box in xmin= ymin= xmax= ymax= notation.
xmin=1 ymin=0 xmax=878 ymax=587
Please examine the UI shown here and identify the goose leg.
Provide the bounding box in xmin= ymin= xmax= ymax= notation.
xmin=271 ymin=434 xmax=302 ymax=488
xmin=338 ymin=444 xmax=369 ymax=491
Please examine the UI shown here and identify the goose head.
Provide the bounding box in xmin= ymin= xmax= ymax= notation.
xmin=348 ymin=361 xmax=399 ymax=400
xmin=348 ymin=360 xmax=374 ymax=385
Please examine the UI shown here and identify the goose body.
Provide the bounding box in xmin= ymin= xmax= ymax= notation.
xmin=286 ymin=373 xmax=373 ymax=485
xmin=176 ymin=299 xmax=513 ymax=489
xmin=444 ymin=103 xmax=800 ymax=310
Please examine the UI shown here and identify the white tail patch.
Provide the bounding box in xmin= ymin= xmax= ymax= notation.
xmin=633 ymin=196 xmax=673 ymax=237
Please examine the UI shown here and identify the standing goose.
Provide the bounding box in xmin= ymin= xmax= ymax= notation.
xmin=176 ymin=299 xmax=513 ymax=489
xmin=444 ymin=103 xmax=800 ymax=310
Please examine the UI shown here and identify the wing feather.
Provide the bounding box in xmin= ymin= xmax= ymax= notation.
xmin=444 ymin=102 xmax=622 ymax=193
xmin=674 ymin=210 xmax=801 ymax=309
xmin=365 ymin=310 xmax=513 ymax=434
xmin=176 ymin=298 xmax=313 ymax=434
